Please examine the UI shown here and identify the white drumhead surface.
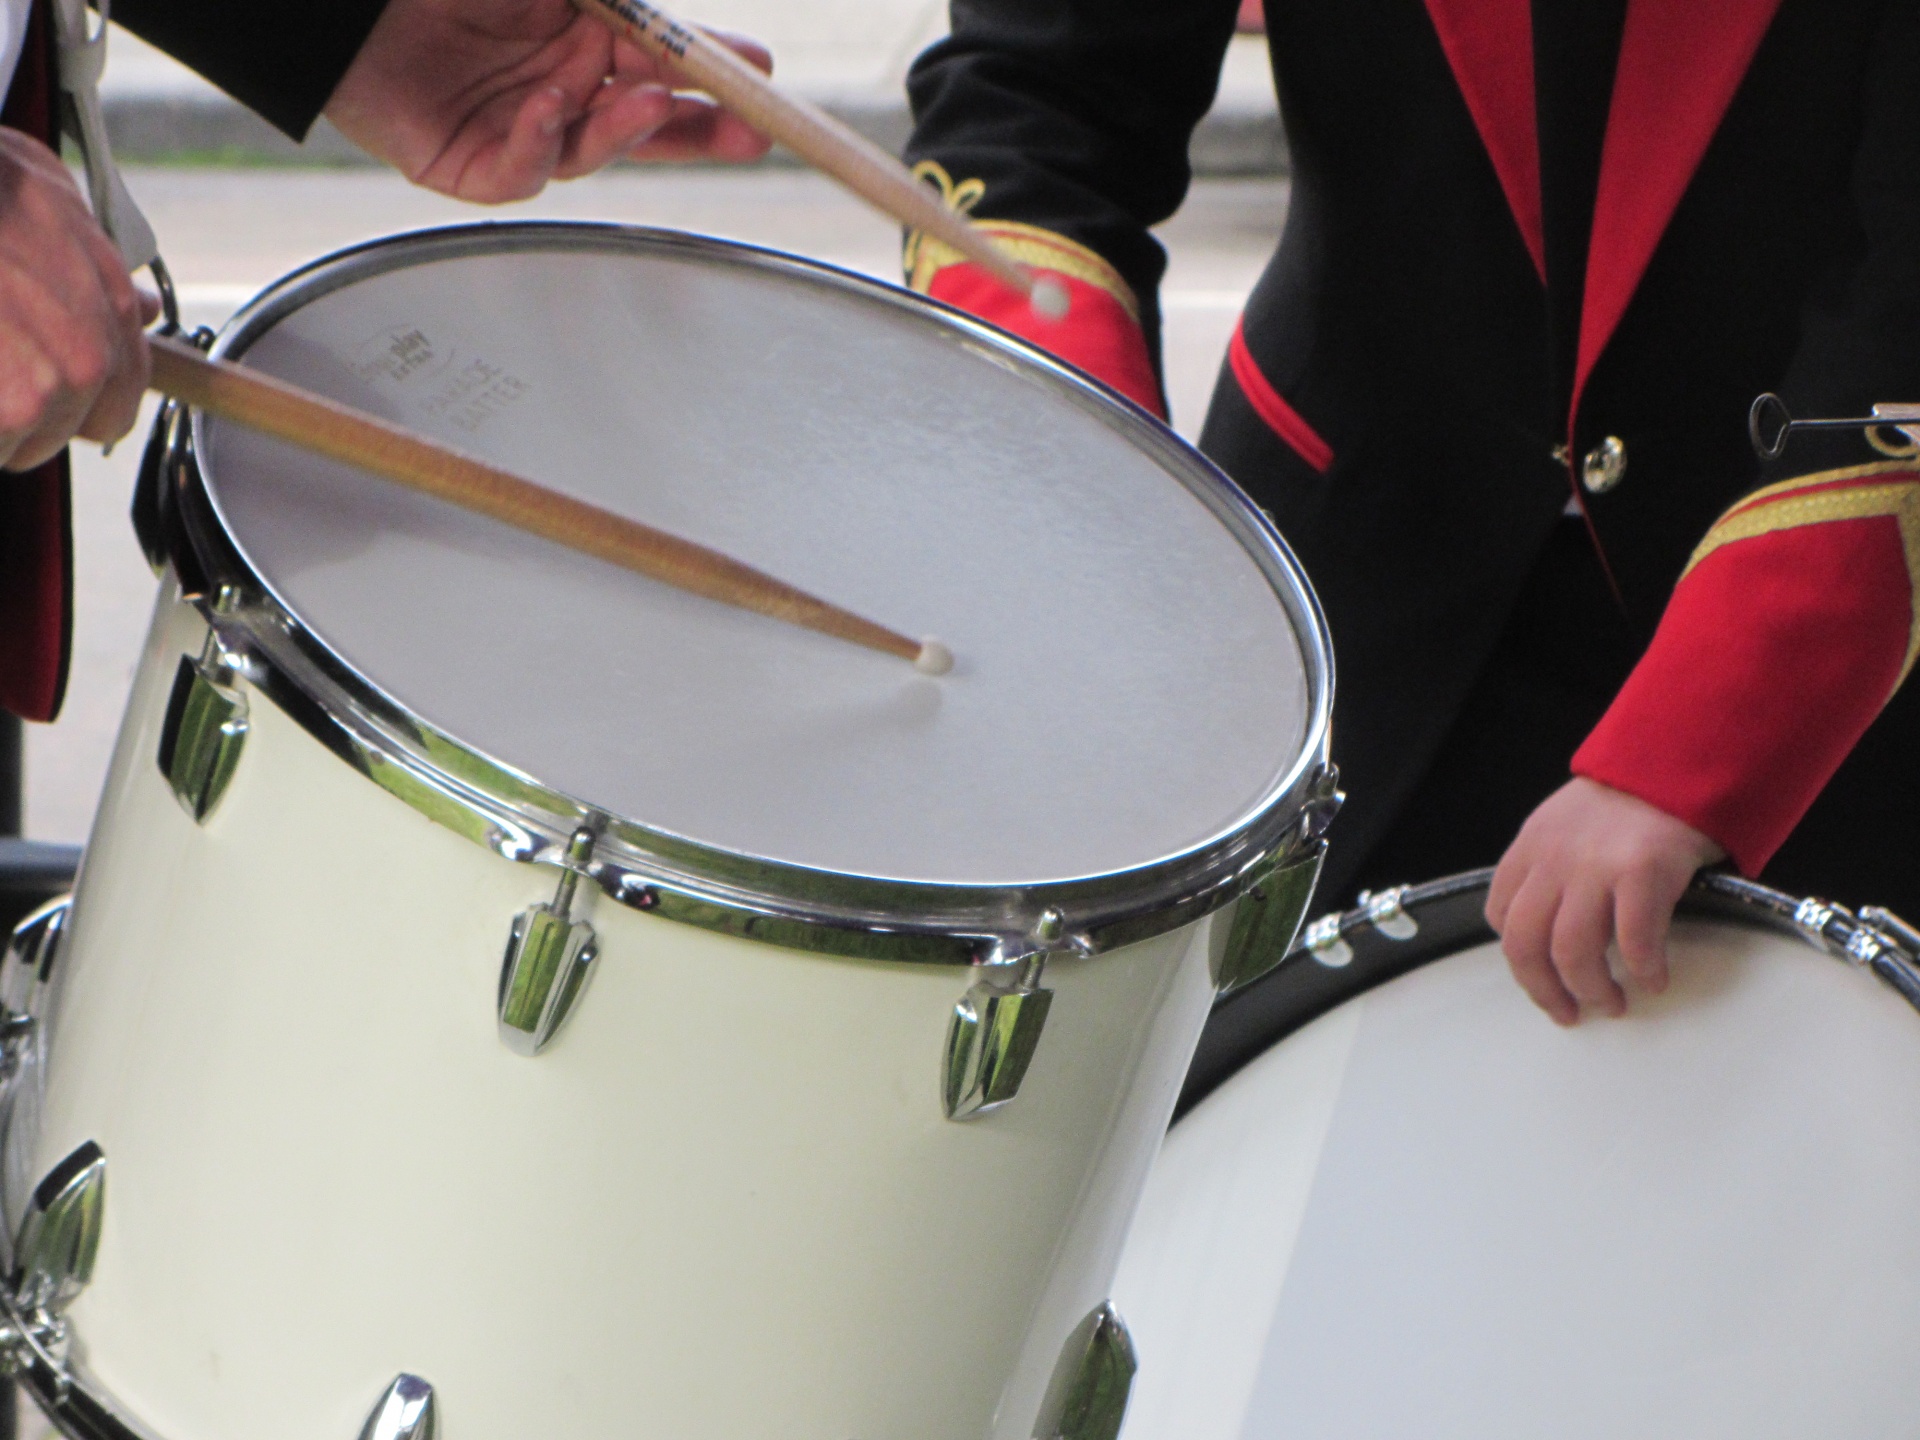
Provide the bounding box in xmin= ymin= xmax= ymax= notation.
xmin=1112 ymin=921 xmax=1920 ymax=1439
xmin=200 ymin=235 xmax=1308 ymax=885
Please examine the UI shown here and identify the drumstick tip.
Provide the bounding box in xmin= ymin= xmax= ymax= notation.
xmin=1030 ymin=276 xmax=1072 ymax=321
xmin=914 ymin=638 xmax=955 ymax=676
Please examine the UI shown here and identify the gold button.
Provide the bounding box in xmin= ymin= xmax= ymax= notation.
xmin=1582 ymin=436 xmax=1627 ymax=494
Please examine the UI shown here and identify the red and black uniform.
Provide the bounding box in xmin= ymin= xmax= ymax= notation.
xmin=0 ymin=0 xmax=386 ymax=724
xmin=905 ymin=0 xmax=1920 ymax=914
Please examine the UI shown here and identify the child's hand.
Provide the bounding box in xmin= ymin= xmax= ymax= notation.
xmin=1486 ymin=778 xmax=1726 ymax=1025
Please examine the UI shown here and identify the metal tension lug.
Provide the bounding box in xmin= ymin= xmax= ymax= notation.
xmin=1214 ymin=840 xmax=1326 ymax=995
xmin=1033 ymin=1302 xmax=1137 ymax=1440
xmin=498 ymin=827 xmax=600 ymax=1056
xmin=359 ymin=1374 xmax=437 ymax=1440
xmin=2 ymin=1138 xmax=107 ymax=1381
xmin=943 ymin=908 xmax=1069 ymax=1121
xmin=157 ymin=612 xmax=250 ymax=824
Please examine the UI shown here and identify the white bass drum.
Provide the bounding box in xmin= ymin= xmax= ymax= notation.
xmin=1113 ymin=869 xmax=1920 ymax=1440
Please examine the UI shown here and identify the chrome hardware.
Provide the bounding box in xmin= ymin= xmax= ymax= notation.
xmin=1794 ymin=897 xmax=1838 ymax=948
xmin=945 ymin=905 xmax=1084 ymax=1118
xmin=1302 ymin=912 xmax=1353 ymax=968
xmin=1033 ymin=1303 xmax=1136 ymax=1440
xmin=156 ymin=604 xmax=250 ymax=823
xmin=498 ymin=825 xmax=601 ymax=1056
xmin=1357 ymin=886 xmax=1419 ymax=940
xmin=359 ymin=1374 xmax=437 ymax=1440
xmin=1216 ymin=841 xmax=1325 ymax=993
xmin=1696 ymin=875 xmax=1920 ymax=1015
xmin=0 ymin=1015 xmax=34 ymax=1098
xmin=943 ymin=970 xmax=1052 ymax=1119
xmin=1749 ymin=392 xmax=1920 ymax=461
xmin=11 ymin=1143 xmax=105 ymax=1320
xmin=153 ymin=224 xmax=1335 ymax=972
xmin=0 ymin=897 xmax=59 ymax=1097
xmin=1581 ymin=436 xmax=1627 ymax=494
xmin=1860 ymin=905 xmax=1920 ymax=955
xmin=944 ymin=948 xmax=1055 ymax=1121
xmin=1292 ymin=762 xmax=1343 ymax=847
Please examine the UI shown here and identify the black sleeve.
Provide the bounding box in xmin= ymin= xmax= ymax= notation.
xmin=1765 ymin=0 xmax=1920 ymax=478
xmin=903 ymin=0 xmax=1242 ymax=354
xmin=110 ymin=0 xmax=390 ymax=140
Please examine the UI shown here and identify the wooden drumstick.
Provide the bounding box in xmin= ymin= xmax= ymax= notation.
xmin=145 ymin=334 xmax=954 ymax=674
xmin=571 ymin=0 xmax=1070 ymax=321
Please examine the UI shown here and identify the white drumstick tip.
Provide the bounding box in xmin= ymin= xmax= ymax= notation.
xmin=1030 ymin=277 xmax=1072 ymax=321
xmin=914 ymin=638 xmax=955 ymax=676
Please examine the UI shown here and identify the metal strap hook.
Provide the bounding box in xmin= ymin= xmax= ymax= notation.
xmin=1748 ymin=392 xmax=1920 ymax=462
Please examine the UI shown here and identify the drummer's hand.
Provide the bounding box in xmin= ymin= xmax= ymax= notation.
xmin=325 ymin=0 xmax=773 ymax=203
xmin=0 ymin=129 xmax=156 ymax=470
xmin=1486 ymin=777 xmax=1725 ymax=1026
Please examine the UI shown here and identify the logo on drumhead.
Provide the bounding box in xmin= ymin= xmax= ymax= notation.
xmin=351 ymin=325 xmax=454 ymax=388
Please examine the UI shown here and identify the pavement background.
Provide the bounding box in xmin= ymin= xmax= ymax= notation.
xmin=23 ymin=168 xmax=1289 ymax=841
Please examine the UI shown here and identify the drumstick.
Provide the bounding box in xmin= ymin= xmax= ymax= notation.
xmin=571 ymin=0 xmax=1070 ymax=321
xmin=145 ymin=334 xmax=954 ymax=674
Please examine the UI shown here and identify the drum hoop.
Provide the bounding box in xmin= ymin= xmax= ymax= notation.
xmin=1177 ymin=868 xmax=1920 ymax=1119
xmin=161 ymin=221 xmax=1336 ymax=967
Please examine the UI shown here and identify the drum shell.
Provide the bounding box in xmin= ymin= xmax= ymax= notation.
xmin=24 ymin=584 xmax=1220 ymax=1440
xmin=1111 ymin=893 xmax=1920 ymax=1439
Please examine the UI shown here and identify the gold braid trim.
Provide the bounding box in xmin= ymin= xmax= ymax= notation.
xmin=902 ymin=162 xmax=1140 ymax=324
xmin=1684 ymin=462 xmax=1920 ymax=682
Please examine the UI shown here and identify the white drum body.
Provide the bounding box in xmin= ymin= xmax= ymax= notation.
xmin=1113 ymin=879 xmax=1920 ymax=1440
xmin=0 ymin=226 xmax=1334 ymax=1440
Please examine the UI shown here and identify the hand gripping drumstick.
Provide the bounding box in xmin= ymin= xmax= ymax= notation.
xmin=570 ymin=0 xmax=1070 ymax=321
xmin=146 ymin=333 xmax=954 ymax=674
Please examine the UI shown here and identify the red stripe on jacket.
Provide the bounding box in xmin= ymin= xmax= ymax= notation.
xmin=1227 ymin=321 xmax=1333 ymax=473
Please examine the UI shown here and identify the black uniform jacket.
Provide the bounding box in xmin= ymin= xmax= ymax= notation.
xmin=906 ymin=0 xmax=1920 ymax=906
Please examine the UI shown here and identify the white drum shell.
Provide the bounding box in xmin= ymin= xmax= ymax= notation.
xmin=1113 ymin=920 xmax=1920 ymax=1439
xmin=27 ymin=586 xmax=1220 ymax=1440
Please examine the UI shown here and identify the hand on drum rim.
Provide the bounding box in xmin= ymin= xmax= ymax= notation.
xmin=323 ymin=0 xmax=771 ymax=204
xmin=0 ymin=131 xmax=158 ymax=470
xmin=1486 ymin=777 xmax=1727 ymax=1026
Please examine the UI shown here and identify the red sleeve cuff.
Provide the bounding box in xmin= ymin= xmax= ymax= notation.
xmin=924 ymin=263 xmax=1164 ymax=417
xmin=1573 ymin=467 xmax=1920 ymax=874
xmin=901 ymin=192 xmax=1164 ymax=418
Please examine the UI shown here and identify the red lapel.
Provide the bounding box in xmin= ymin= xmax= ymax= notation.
xmin=1422 ymin=0 xmax=1544 ymax=279
xmin=1572 ymin=0 xmax=1783 ymax=423
xmin=0 ymin=0 xmax=72 ymax=724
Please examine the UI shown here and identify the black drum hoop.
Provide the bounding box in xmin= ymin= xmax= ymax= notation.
xmin=1177 ymin=868 xmax=1920 ymax=1121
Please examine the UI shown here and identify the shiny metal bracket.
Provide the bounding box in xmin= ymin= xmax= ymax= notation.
xmin=0 ymin=1141 xmax=107 ymax=1386
xmin=1215 ymin=764 xmax=1340 ymax=993
xmin=942 ymin=908 xmax=1076 ymax=1120
xmin=1216 ymin=842 xmax=1325 ymax=994
xmin=498 ymin=826 xmax=600 ymax=1056
xmin=1356 ymin=885 xmax=1419 ymax=940
xmin=156 ymin=606 xmax=250 ymax=823
xmin=1032 ymin=1302 xmax=1137 ymax=1440
xmin=359 ymin=1374 xmax=436 ymax=1440
xmin=12 ymin=1142 xmax=105 ymax=1319
xmin=0 ymin=897 xmax=60 ymax=1100
xmin=1302 ymin=912 xmax=1354 ymax=968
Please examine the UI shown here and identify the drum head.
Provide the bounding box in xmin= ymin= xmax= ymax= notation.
xmin=1117 ymin=875 xmax=1920 ymax=1438
xmin=191 ymin=226 xmax=1319 ymax=888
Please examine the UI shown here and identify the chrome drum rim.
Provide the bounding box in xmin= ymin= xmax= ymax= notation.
xmin=150 ymin=222 xmax=1337 ymax=966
